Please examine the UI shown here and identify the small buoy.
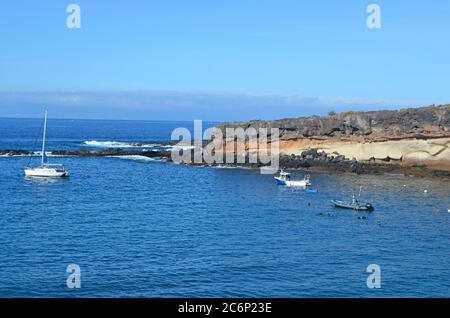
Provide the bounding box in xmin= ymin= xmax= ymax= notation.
xmin=424 ymin=189 xmax=428 ymax=193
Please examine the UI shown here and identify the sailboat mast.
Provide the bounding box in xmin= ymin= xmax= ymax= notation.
xmin=41 ymin=110 xmax=48 ymax=165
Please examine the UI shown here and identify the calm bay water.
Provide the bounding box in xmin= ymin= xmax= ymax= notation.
xmin=0 ymin=118 xmax=449 ymax=297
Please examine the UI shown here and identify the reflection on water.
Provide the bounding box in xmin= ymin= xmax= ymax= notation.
xmin=24 ymin=176 xmax=71 ymax=185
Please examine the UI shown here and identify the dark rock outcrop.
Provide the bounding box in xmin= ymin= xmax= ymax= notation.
xmin=215 ymin=104 xmax=450 ymax=140
xmin=51 ymin=149 xmax=171 ymax=159
xmin=0 ymin=150 xmax=33 ymax=156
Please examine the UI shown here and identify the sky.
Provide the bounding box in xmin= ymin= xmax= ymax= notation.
xmin=0 ymin=0 xmax=449 ymax=120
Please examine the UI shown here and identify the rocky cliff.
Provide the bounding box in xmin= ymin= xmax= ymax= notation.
xmin=215 ymin=104 xmax=450 ymax=171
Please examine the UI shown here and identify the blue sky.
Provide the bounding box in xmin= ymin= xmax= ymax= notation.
xmin=0 ymin=0 xmax=449 ymax=120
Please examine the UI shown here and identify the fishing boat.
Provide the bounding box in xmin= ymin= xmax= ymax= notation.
xmin=274 ymin=170 xmax=311 ymax=187
xmin=24 ymin=110 xmax=70 ymax=178
xmin=331 ymin=195 xmax=374 ymax=211
xmin=331 ymin=198 xmax=374 ymax=211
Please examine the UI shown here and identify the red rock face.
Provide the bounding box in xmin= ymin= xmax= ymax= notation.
xmin=212 ymin=105 xmax=450 ymax=173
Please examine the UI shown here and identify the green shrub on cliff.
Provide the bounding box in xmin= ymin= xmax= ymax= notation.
xmin=338 ymin=110 xmax=358 ymax=118
xmin=399 ymin=107 xmax=417 ymax=112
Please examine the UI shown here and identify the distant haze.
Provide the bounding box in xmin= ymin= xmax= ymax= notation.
xmin=0 ymin=91 xmax=424 ymax=121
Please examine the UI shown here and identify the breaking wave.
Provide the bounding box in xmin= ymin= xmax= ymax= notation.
xmin=83 ymin=140 xmax=143 ymax=148
xmin=109 ymin=155 xmax=159 ymax=162
xmin=84 ymin=140 xmax=195 ymax=151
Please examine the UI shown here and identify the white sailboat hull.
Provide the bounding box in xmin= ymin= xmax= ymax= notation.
xmin=25 ymin=167 xmax=69 ymax=178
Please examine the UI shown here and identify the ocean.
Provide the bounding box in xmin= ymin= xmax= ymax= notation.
xmin=0 ymin=118 xmax=449 ymax=297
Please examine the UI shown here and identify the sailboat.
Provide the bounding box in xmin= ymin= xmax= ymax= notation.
xmin=24 ymin=110 xmax=70 ymax=178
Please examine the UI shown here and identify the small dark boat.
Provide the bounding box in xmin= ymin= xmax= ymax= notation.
xmin=331 ymin=195 xmax=374 ymax=211
xmin=331 ymin=200 xmax=374 ymax=211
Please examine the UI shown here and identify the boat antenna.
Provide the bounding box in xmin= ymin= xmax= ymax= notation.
xmin=41 ymin=109 xmax=48 ymax=166
xmin=358 ymin=186 xmax=363 ymax=198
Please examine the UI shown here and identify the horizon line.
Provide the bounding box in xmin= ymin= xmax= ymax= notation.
xmin=1 ymin=103 xmax=448 ymax=123
xmin=0 ymin=116 xmax=222 ymax=122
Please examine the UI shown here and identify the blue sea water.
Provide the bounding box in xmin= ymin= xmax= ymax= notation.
xmin=0 ymin=118 xmax=449 ymax=297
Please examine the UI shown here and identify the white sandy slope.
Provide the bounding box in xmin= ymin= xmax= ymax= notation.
xmin=281 ymin=137 xmax=450 ymax=170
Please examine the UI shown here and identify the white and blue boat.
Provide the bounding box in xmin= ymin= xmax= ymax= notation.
xmin=274 ymin=170 xmax=311 ymax=187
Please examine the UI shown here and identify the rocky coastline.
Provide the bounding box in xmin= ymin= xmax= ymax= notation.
xmin=1 ymin=104 xmax=449 ymax=178
xmin=2 ymin=146 xmax=449 ymax=178
xmin=0 ymin=148 xmax=171 ymax=160
xmin=213 ymin=104 xmax=450 ymax=175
